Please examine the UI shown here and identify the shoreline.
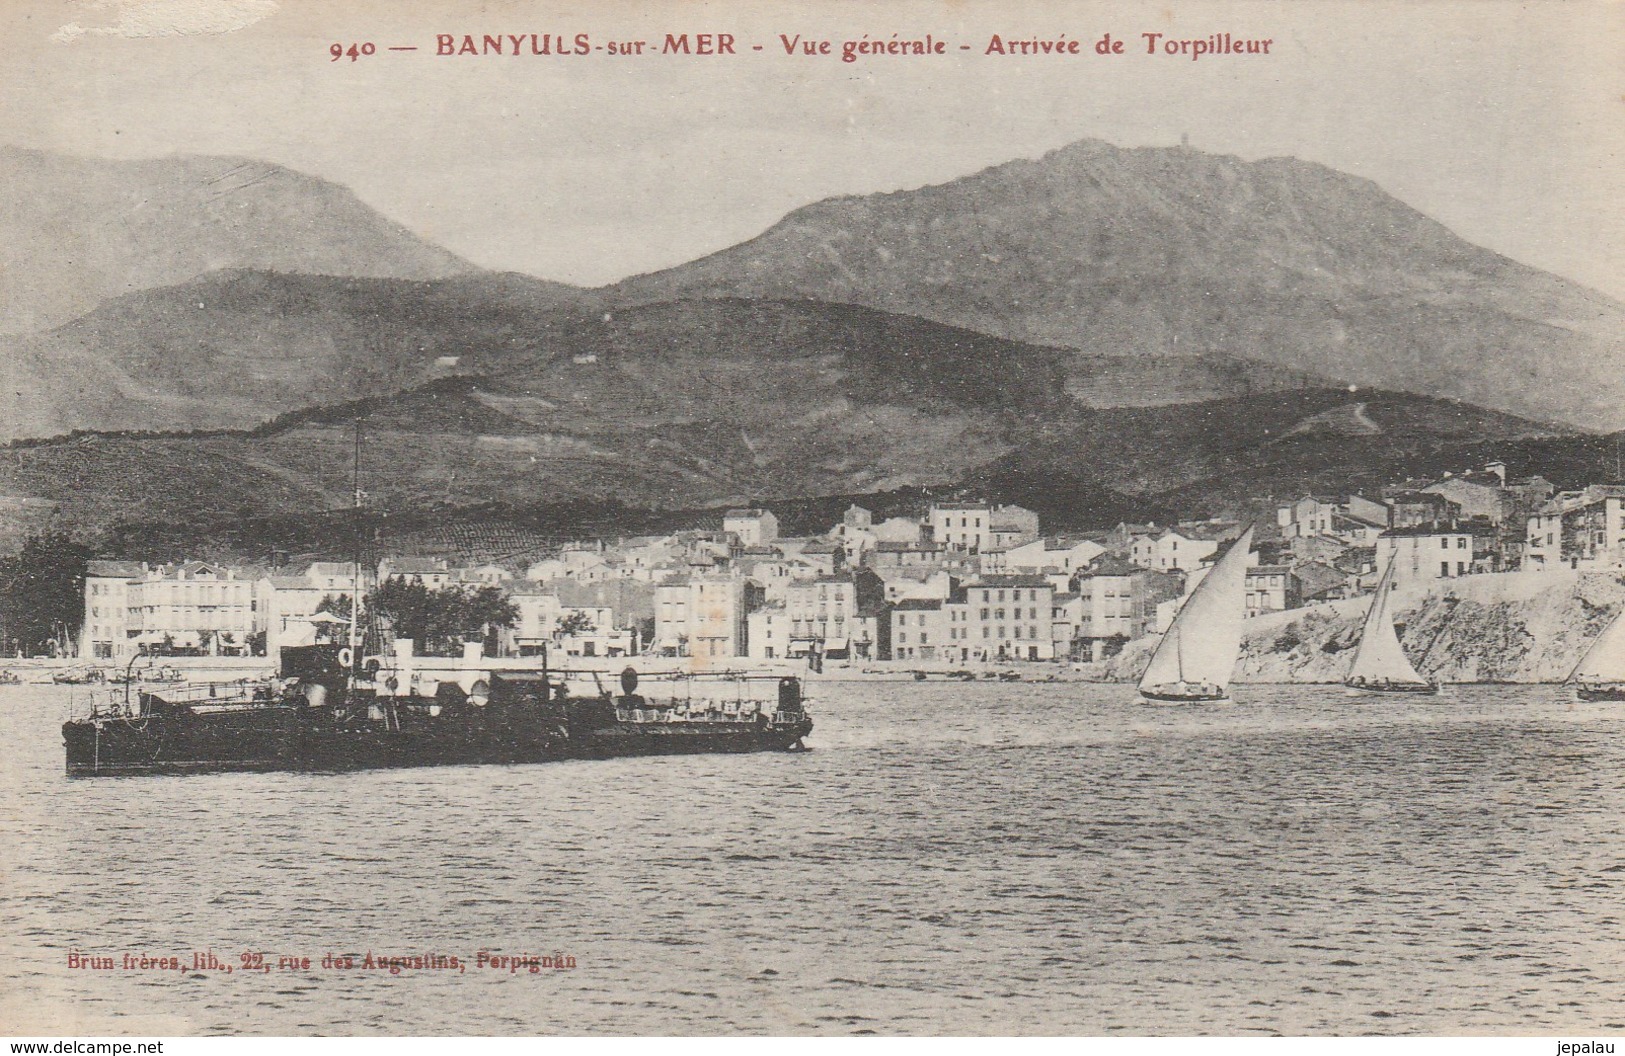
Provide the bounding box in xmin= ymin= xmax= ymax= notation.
xmin=0 ymin=654 xmax=1583 ymax=689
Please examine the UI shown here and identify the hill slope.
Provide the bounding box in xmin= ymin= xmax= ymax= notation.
xmin=0 ymin=147 xmax=479 ymax=334
xmin=0 ymin=275 xmax=1323 ymax=441
xmin=607 ymin=139 xmax=1625 ymax=430
xmin=0 ymin=378 xmax=1576 ymax=546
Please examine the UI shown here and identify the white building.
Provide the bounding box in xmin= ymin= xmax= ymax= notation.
xmin=723 ymin=508 xmax=780 ymax=548
xmin=928 ymin=502 xmax=992 ymax=553
xmin=1526 ymin=485 xmax=1625 ymax=571
xmin=83 ymin=561 xmax=260 ymax=659
xmin=1378 ymin=525 xmax=1474 ymax=586
xmin=746 ymin=603 xmax=791 ymax=660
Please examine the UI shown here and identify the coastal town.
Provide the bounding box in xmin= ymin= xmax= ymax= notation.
xmin=66 ymin=460 xmax=1624 ymax=671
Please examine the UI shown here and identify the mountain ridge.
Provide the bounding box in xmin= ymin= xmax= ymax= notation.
xmin=602 ymin=138 xmax=1625 ymax=430
xmin=0 ymin=146 xmax=480 ymax=334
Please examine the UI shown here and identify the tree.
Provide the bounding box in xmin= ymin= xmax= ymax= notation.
xmin=0 ymin=533 xmax=93 ymax=656
xmin=556 ymin=610 xmax=596 ymax=639
xmin=364 ymin=580 xmax=517 ymax=657
xmin=314 ymin=593 xmax=357 ymax=645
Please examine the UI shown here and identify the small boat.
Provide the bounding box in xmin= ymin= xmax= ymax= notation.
xmin=52 ymin=667 xmax=105 ymax=685
xmin=1137 ymin=525 xmax=1254 ymax=704
xmin=1568 ymin=606 xmax=1625 ymax=701
xmin=1344 ymin=560 xmax=1437 ymax=694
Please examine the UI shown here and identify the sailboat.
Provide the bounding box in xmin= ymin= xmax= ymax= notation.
xmin=1344 ymin=559 xmax=1437 ymax=694
xmin=1568 ymin=607 xmax=1625 ymax=702
xmin=1138 ymin=525 xmax=1254 ymax=704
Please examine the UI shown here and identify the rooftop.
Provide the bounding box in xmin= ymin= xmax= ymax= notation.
xmin=966 ymin=574 xmax=1051 ymax=589
xmin=384 ymin=557 xmax=448 ymax=574
xmin=86 ymin=560 xmax=144 ymax=578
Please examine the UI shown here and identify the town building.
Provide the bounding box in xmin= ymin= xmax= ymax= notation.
xmin=786 ymin=575 xmax=857 ymax=658
xmin=1378 ymin=524 xmax=1476 ymax=585
xmin=378 ymin=557 xmax=453 ymax=590
xmin=1525 ymin=485 xmax=1625 ymax=571
xmin=1074 ymin=558 xmax=1181 ymax=660
xmin=988 ymin=504 xmax=1041 ymax=550
xmin=891 ymin=599 xmax=950 ymax=660
xmin=1128 ymin=524 xmax=1236 ymax=572
xmin=83 ymin=561 xmax=260 ymax=660
xmin=951 ymin=575 xmax=1056 ymax=661
xmin=928 ymin=502 xmax=992 ymax=553
xmin=81 ymin=560 xmax=145 ymax=660
xmin=1244 ymin=565 xmax=1302 ymax=617
xmin=746 ymin=602 xmax=791 ymax=660
xmin=1002 ymin=536 xmax=1108 ymax=576
xmin=723 ymin=508 xmax=780 ymax=548
xmin=1384 ymin=491 xmax=1461 ymax=530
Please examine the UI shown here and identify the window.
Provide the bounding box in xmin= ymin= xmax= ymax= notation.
xmin=1458 ymin=537 xmax=1468 ymax=549
xmin=1457 ymin=562 xmax=1466 ymax=575
xmin=1440 ymin=538 xmax=1449 ymax=549
xmin=1441 ymin=561 xmax=1450 ymax=577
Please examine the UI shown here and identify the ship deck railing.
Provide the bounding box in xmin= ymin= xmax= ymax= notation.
xmin=615 ymin=706 xmax=806 ymax=725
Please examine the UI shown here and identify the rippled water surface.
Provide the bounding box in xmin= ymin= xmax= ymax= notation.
xmin=3 ymin=682 xmax=1623 ymax=1035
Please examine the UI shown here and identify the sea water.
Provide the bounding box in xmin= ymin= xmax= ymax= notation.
xmin=2 ymin=682 xmax=1621 ymax=1035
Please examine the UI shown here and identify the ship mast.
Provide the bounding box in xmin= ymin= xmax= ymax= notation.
xmin=348 ymin=418 xmax=363 ymax=680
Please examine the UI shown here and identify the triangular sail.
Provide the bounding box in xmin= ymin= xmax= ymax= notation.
xmin=1346 ymin=561 xmax=1428 ymax=686
xmin=1572 ymin=608 xmax=1625 ymax=684
xmin=1139 ymin=526 xmax=1254 ymax=693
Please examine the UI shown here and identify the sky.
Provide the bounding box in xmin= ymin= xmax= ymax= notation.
xmin=3 ymin=0 xmax=1622 ymax=297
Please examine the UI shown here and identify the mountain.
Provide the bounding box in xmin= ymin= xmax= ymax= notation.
xmin=0 ymin=147 xmax=479 ymax=334
xmin=605 ymin=139 xmax=1625 ymax=431
xmin=0 ymin=273 xmax=1320 ymax=441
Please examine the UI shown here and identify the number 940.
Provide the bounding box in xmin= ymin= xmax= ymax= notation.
xmin=331 ymin=42 xmax=376 ymax=61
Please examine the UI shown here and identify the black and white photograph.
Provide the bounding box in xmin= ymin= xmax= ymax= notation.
xmin=1 ymin=0 xmax=1622 ymax=1040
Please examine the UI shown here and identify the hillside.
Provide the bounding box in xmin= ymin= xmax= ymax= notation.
xmin=0 ymin=269 xmax=593 ymax=440
xmin=969 ymin=390 xmax=1560 ymax=508
xmin=0 ymin=147 xmax=479 ymax=335
xmin=0 ymin=275 xmax=1322 ymax=442
xmin=606 ymin=139 xmax=1625 ymax=430
xmin=0 ymin=376 xmax=1584 ymax=550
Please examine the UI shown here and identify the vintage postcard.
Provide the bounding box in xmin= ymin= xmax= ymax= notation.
xmin=2 ymin=0 xmax=1623 ymax=1040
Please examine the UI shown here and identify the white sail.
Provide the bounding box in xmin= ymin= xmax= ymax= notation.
xmin=1139 ymin=525 xmax=1254 ymax=694
xmin=1572 ymin=608 xmax=1625 ymax=684
xmin=1346 ymin=560 xmax=1428 ymax=686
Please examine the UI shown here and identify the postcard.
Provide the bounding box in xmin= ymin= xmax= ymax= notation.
xmin=2 ymin=0 xmax=1622 ymax=1039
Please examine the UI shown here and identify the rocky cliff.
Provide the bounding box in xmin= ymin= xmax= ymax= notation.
xmin=1104 ymin=570 xmax=1625 ymax=684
